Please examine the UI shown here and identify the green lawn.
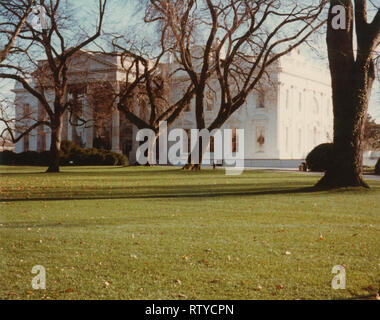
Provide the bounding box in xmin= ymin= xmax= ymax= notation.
xmin=0 ymin=166 xmax=379 ymax=300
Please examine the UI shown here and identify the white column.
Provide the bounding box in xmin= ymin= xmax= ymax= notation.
xmin=111 ymin=81 xmax=122 ymax=154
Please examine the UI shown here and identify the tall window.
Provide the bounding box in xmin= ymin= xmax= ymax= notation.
xmin=23 ymin=133 xmax=29 ymax=151
xmin=185 ymin=100 xmax=192 ymax=112
xmin=257 ymin=92 xmax=265 ymax=109
xmin=24 ymin=103 xmax=30 ymax=117
xmin=209 ymin=136 xmax=214 ymax=153
xmin=23 ymin=104 xmax=30 ymax=151
xmin=256 ymin=126 xmax=265 ymax=153
xmin=41 ymin=132 xmax=46 ymax=151
xmin=206 ymin=90 xmax=214 ymax=111
xmin=232 ymin=128 xmax=237 ymax=153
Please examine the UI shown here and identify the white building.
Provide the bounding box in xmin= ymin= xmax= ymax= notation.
xmin=13 ymin=50 xmax=333 ymax=168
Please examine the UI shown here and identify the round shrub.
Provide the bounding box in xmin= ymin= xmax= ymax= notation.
xmin=375 ymin=158 xmax=380 ymax=175
xmin=306 ymin=143 xmax=333 ymax=172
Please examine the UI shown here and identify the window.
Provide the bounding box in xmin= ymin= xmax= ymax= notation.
xmin=206 ymin=90 xmax=214 ymax=111
xmin=232 ymin=128 xmax=237 ymax=153
xmin=257 ymin=92 xmax=265 ymax=109
xmin=256 ymin=126 xmax=265 ymax=153
xmin=209 ymin=136 xmax=214 ymax=153
xmin=185 ymin=100 xmax=193 ymax=112
xmin=23 ymin=133 xmax=29 ymax=151
xmin=24 ymin=103 xmax=30 ymax=117
xmin=41 ymin=132 xmax=46 ymax=151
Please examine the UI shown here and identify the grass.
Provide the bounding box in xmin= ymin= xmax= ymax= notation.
xmin=0 ymin=165 xmax=379 ymax=300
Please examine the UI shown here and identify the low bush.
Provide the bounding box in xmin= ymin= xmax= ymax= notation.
xmin=306 ymin=143 xmax=333 ymax=172
xmin=0 ymin=140 xmax=127 ymax=166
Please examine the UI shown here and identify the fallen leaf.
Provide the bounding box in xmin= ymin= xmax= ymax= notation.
xmin=65 ymin=288 xmax=74 ymax=293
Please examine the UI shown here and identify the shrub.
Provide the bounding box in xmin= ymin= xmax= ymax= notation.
xmin=0 ymin=140 xmax=128 ymax=167
xmin=59 ymin=140 xmax=127 ymax=166
xmin=306 ymin=143 xmax=333 ymax=172
xmin=0 ymin=150 xmax=15 ymax=165
xmin=375 ymin=158 xmax=380 ymax=175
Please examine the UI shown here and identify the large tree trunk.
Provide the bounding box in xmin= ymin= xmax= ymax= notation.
xmin=316 ymin=78 xmax=370 ymax=188
xmin=46 ymin=115 xmax=63 ymax=173
xmin=316 ymin=0 xmax=377 ymax=189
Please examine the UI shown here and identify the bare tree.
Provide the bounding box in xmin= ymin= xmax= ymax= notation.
xmin=97 ymin=31 xmax=196 ymax=165
xmin=147 ymin=0 xmax=327 ymax=169
xmin=316 ymin=0 xmax=380 ymax=188
xmin=0 ymin=0 xmax=107 ymax=172
xmin=0 ymin=0 xmax=33 ymax=64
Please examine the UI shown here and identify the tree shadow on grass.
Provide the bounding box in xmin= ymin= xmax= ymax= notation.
xmin=0 ymin=184 xmax=337 ymax=203
xmin=1 ymin=167 xmax=378 ymax=203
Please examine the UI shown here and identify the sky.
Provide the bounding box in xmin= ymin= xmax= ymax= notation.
xmin=1 ymin=0 xmax=379 ymax=122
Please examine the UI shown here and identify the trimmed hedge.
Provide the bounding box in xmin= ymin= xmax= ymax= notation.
xmin=306 ymin=143 xmax=333 ymax=172
xmin=0 ymin=140 xmax=127 ymax=166
xmin=375 ymin=158 xmax=380 ymax=175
